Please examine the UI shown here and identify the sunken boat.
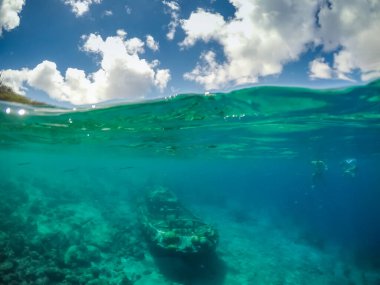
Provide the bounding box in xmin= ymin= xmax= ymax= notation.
xmin=139 ymin=187 xmax=218 ymax=256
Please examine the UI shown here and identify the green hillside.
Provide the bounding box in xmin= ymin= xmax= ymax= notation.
xmin=0 ymin=83 xmax=47 ymax=106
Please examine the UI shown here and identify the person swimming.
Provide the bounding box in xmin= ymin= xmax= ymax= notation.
xmin=311 ymin=160 xmax=328 ymax=188
xmin=341 ymin=158 xmax=357 ymax=177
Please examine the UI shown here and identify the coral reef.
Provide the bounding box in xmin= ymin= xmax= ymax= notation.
xmin=0 ymin=178 xmax=379 ymax=285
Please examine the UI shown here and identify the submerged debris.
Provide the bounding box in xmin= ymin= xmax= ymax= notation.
xmin=139 ymin=187 xmax=218 ymax=256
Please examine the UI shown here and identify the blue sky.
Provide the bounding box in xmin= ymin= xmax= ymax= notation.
xmin=0 ymin=0 xmax=379 ymax=106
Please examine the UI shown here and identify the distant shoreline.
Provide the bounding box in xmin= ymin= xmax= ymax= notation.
xmin=0 ymin=84 xmax=49 ymax=107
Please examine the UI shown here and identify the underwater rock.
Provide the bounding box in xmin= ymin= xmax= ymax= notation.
xmin=45 ymin=267 xmax=65 ymax=282
xmin=29 ymin=201 xmax=43 ymax=215
xmin=0 ymin=183 xmax=28 ymax=219
xmin=8 ymin=234 xmax=25 ymax=257
xmin=120 ymin=276 xmax=134 ymax=285
xmin=0 ymin=260 xmax=15 ymax=273
xmin=65 ymin=274 xmax=82 ymax=285
xmin=87 ymin=278 xmax=110 ymax=285
xmin=0 ymin=232 xmax=9 ymax=262
xmin=24 ymin=269 xmax=39 ymax=283
xmin=64 ymin=244 xmax=101 ymax=268
xmin=90 ymin=266 xmax=101 ymax=278
xmin=134 ymin=274 xmax=171 ymax=285
xmin=139 ymin=187 xmax=218 ymax=256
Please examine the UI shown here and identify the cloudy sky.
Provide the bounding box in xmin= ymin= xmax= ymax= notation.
xmin=0 ymin=0 xmax=379 ymax=106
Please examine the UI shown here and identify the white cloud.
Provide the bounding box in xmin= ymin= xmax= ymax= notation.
xmin=181 ymin=0 xmax=380 ymax=89
xmin=125 ymin=5 xmax=132 ymax=15
xmin=116 ymin=29 xmax=127 ymax=38
xmin=317 ymin=0 xmax=380 ymax=82
xmin=1 ymin=32 xmax=171 ymax=105
xmin=0 ymin=0 xmax=25 ymax=35
xmin=146 ymin=35 xmax=159 ymax=51
xmin=162 ymin=0 xmax=180 ymax=40
xmin=184 ymin=51 xmax=231 ymax=89
xmin=333 ymin=50 xmax=355 ymax=75
xmin=309 ymin=58 xmax=333 ymax=80
xmin=103 ymin=10 xmax=113 ymax=17
xmin=181 ymin=0 xmax=317 ymax=89
xmin=180 ymin=9 xmax=225 ymax=47
xmin=124 ymin=37 xmax=145 ymax=55
xmin=361 ymin=71 xmax=380 ymax=82
xmin=333 ymin=50 xmax=356 ymax=81
xmin=28 ymin=61 xmax=67 ymax=100
xmin=0 ymin=68 xmax=29 ymax=94
xmin=64 ymin=0 xmax=102 ymax=17
xmin=308 ymin=53 xmax=355 ymax=82
xmin=162 ymin=0 xmax=179 ymax=11
xmin=155 ymin=69 xmax=171 ymax=91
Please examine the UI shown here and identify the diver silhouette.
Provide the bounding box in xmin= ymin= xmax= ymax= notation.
xmin=311 ymin=160 xmax=328 ymax=189
xmin=341 ymin=158 xmax=358 ymax=177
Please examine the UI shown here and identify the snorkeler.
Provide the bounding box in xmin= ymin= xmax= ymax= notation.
xmin=311 ymin=160 xmax=328 ymax=188
xmin=341 ymin=158 xmax=358 ymax=177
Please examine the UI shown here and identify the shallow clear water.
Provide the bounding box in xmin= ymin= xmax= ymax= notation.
xmin=1 ymin=81 xmax=380 ymax=284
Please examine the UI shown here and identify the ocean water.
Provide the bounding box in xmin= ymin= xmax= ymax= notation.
xmin=1 ymin=81 xmax=380 ymax=284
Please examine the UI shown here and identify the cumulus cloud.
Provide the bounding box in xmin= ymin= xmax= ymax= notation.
xmin=155 ymin=69 xmax=171 ymax=91
xmin=308 ymin=52 xmax=358 ymax=82
xmin=180 ymin=9 xmax=225 ymax=47
xmin=181 ymin=0 xmax=380 ymax=89
xmin=64 ymin=0 xmax=102 ymax=17
xmin=0 ymin=68 xmax=29 ymax=94
xmin=309 ymin=58 xmax=333 ymax=80
xmin=116 ymin=29 xmax=127 ymax=38
xmin=183 ymin=50 xmax=231 ymax=89
xmin=1 ymin=32 xmax=170 ymax=105
xmin=317 ymin=0 xmax=380 ymax=82
xmin=162 ymin=0 xmax=180 ymax=40
xmin=181 ymin=0 xmax=317 ymax=89
xmin=146 ymin=35 xmax=159 ymax=51
xmin=0 ymin=0 xmax=25 ymax=35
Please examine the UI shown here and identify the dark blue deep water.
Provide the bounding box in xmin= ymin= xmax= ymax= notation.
xmin=1 ymin=81 xmax=380 ymax=284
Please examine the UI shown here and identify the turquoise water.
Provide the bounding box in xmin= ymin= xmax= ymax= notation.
xmin=1 ymin=81 xmax=380 ymax=284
